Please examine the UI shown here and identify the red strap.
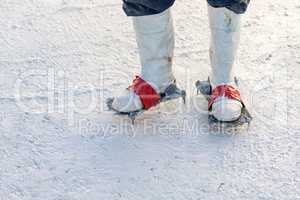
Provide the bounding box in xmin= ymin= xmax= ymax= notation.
xmin=208 ymin=84 xmax=243 ymax=110
xmin=128 ymin=76 xmax=161 ymax=110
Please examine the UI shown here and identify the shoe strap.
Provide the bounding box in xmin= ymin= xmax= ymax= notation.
xmin=128 ymin=76 xmax=161 ymax=109
xmin=208 ymin=84 xmax=244 ymax=110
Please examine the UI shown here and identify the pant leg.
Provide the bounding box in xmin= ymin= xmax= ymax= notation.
xmin=123 ymin=0 xmax=176 ymax=16
xmin=207 ymin=0 xmax=250 ymax=14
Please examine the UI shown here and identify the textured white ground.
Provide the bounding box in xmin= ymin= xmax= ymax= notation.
xmin=1 ymin=0 xmax=300 ymax=199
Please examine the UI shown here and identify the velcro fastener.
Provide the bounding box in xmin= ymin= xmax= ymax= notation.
xmin=208 ymin=84 xmax=243 ymax=110
xmin=129 ymin=76 xmax=161 ymax=110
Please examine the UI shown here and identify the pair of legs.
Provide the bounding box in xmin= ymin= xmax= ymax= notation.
xmin=112 ymin=0 xmax=250 ymax=122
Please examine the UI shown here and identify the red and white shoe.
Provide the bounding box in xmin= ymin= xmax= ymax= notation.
xmin=196 ymin=78 xmax=252 ymax=130
xmin=208 ymin=83 xmax=243 ymax=122
xmin=110 ymin=76 xmax=161 ymax=113
xmin=107 ymin=76 xmax=185 ymax=119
